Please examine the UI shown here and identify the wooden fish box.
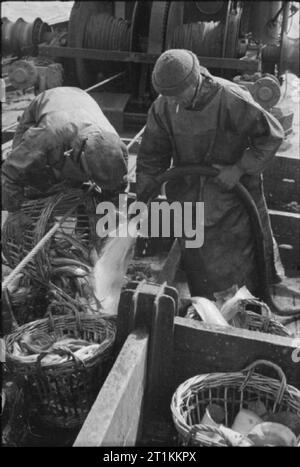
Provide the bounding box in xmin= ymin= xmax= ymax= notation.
xmin=74 ymin=282 xmax=300 ymax=447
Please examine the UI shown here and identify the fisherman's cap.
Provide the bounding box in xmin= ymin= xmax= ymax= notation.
xmin=152 ymin=49 xmax=201 ymax=96
xmin=84 ymin=130 xmax=127 ymax=191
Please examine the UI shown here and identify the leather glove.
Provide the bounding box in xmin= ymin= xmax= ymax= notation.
xmin=213 ymin=164 xmax=245 ymax=191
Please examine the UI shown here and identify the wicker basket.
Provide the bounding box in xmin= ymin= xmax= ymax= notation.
xmin=6 ymin=275 xmax=50 ymax=326
xmin=229 ymin=300 xmax=292 ymax=337
xmin=282 ymin=316 xmax=300 ymax=338
xmin=5 ymin=302 xmax=116 ymax=429
xmin=186 ymin=299 xmax=291 ymax=337
xmin=2 ymin=189 xmax=96 ymax=281
xmin=171 ymin=360 xmax=300 ymax=447
xmin=239 ymin=311 xmax=291 ymax=336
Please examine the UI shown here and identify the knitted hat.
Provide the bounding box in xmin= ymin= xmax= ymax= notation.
xmin=152 ymin=49 xmax=201 ymax=96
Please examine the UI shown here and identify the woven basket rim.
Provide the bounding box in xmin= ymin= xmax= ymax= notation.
xmin=240 ymin=310 xmax=291 ymax=336
xmin=5 ymin=313 xmax=116 ymax=368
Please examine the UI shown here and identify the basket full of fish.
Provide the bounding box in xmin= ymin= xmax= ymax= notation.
xmin=4 ymin=298 xmax=116 ymax=429
xmin=2 ymin=189 xmax=96 ymax=283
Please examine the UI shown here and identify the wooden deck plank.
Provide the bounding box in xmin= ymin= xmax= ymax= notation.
xmin=73 ymin=330 xmax=148 ymax=447
xmin=172 ymin=317 xmax=300 ymax=389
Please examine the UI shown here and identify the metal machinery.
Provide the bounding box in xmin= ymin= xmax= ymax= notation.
xmin=2 ymin=1 xmax=299 ymax=131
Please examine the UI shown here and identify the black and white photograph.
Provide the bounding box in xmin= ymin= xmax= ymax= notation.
xmin=1 ymin=0 xmax=300 ymax=450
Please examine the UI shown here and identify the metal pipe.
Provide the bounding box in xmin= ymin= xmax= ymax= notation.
xmin=126 ymin=125 xmax=145 ymax=151
xmin=84 ymin=71 xmax=125 ymax=92
xmin=3 ymin=122 xmax=18 ymax=132
xmin=2 ymin=56 xmax=18 ymax=65
xmin=125 ymin=126 xmax=145 ymax=180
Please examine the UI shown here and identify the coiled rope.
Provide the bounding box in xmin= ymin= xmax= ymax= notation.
xmin=84 ymin=13 xmax=131 ymax=52
xmin=170 ymin=22 xmax=224 ymax=57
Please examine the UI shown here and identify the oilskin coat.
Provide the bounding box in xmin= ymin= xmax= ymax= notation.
xmin=136 ymin=68 xmax=284 ymax=297
xmin=2 ymin=87 xmax=125 ymax=212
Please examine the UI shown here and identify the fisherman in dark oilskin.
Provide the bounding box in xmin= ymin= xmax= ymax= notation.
xmin=2 ymin=86 xmax=128 ymax=233
xmin=136 ymin=49 xmax=285 ymax=298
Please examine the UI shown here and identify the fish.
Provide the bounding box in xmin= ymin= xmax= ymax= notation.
xmin=220 ymin=286 xmax=256 ymax=322
xmin=53 ymin=338 xmax=91 ymax=351
xmin=247 ymin=422 xmax=297 ymax=446
xmin=50 ymin=257 xmax=91 ymax=271
xmin=263 ymin=411 xmax=300 ymax=436
xmin=190 ymin=297 xmax=230 ymax=327
xmin=218 ymin=425 xmax=254 ymax=447
xmin=91 ymin=220 xmax=139 ymax=315
xmin=231 ymin=409 xmax=263 ymax=435
xmin=52 ymin=266 xmax=88 ymax=277
xmin=74 ymin=343 xmax=101 ymax=359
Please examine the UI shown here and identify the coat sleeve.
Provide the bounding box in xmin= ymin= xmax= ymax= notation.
xmin=12 ymin=97 xmax=38 ymax=148
xmin=2 ymin=127 xmax=50 ymax=211
xmin=225 ymin=89 xmax=284 ymax=175
xmin=136 ymin=100 xmax=172 ymax=201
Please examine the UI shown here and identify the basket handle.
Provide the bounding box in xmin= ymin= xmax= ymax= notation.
xmin=36 ymin=346 xmax=85 ymax=370
xmin=242 ymin=299 xmax=272 ymax=318
xmin=46 ymin=286 xmax=84 ymax=335
xmin=241 ymin=359 xmax=287 ymax=409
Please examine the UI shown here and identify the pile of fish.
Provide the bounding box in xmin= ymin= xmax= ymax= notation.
xmin=49 ymin=254 xmax=97 ymax=312
xmin=48 ymin=213 xmax=143 ymax=316
xmin=49 ymin=227 xmax=95 ymax=305
xmin=198 ymin=401 xmax=300 ymax=446
xmin=11 ymin=330 xmax=101 ymax=365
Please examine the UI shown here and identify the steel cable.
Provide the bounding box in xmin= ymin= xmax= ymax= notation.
xmin=170 ymin=21 xmax=224 ymax=57
xmin=84 ymin=13 xmax=131 ymax=52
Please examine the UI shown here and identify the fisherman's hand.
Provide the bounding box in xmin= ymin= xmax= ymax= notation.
xmin=213 ymin=164 xmax=245 ymax=191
